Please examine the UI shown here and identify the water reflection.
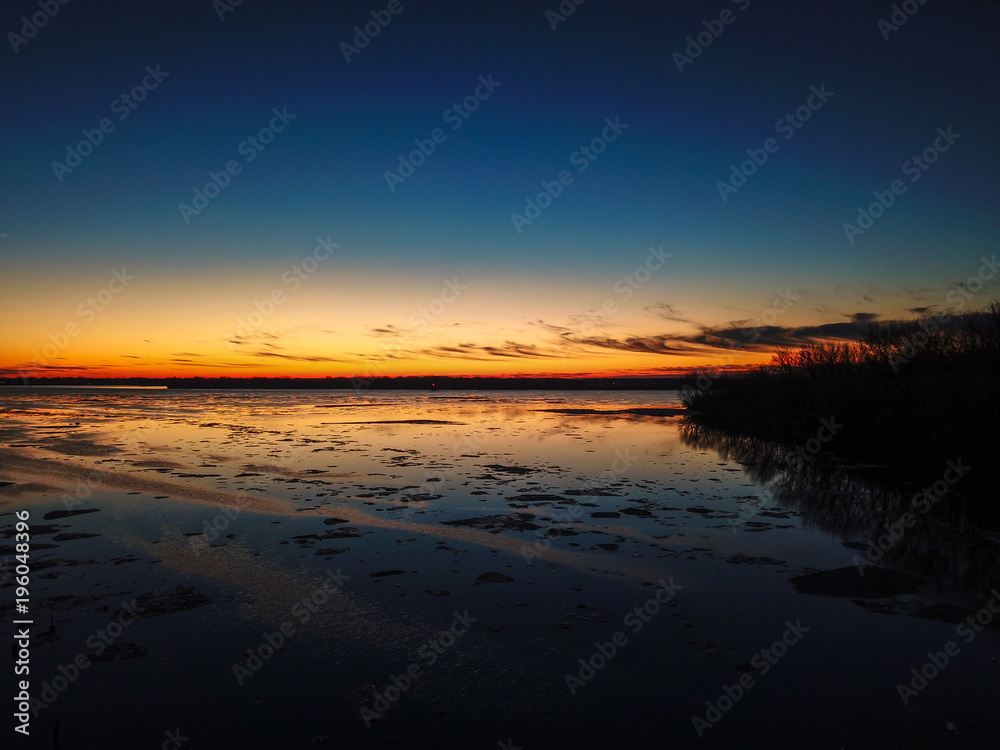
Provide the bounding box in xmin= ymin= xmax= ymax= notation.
xmin=680 ymin=419 xmax=1000 ymax=601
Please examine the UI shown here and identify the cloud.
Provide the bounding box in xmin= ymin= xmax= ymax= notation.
xmin=848 ymin=312 xmax=880 ymax=323
xmin=534 ymin=314 xmax=894 ymax=359
xmin=674 ymin=320 xmax=877 ymax=352
xmin=247 ymin=351 xmax=349 ymax=363
xmin=419 ymin=341 xmax=563 ymax=361
xmin=369 ymin=325 xmax=403 ymax=336
xmin=573 ymin=335 xmax=705 ymax=356
xmin=489 ymin=310 xmax=922 ymax=363
xmin=228 ymin=328 xmax=313 ymax=348
xmin=228 ymin=332 xmax=277 ymax=346
xmin=165 ymin=360 xmax=259 ymax=369
xmin=531 ymin=320 xmax=576 ymax=338
xmin=2 ymin=363 xmax=115 ymax=375
xmin=645 ymin=302 xmax=689 ymax=323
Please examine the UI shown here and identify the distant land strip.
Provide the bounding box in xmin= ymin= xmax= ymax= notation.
xmin=1 ymin=376 xmax=691 ymax=390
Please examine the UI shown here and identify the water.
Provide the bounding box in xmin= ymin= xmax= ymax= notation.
xmin=1 ymin=388 xmax=997 ymax=748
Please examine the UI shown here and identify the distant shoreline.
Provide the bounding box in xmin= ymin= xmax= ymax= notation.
xmin=0 ymin=376 xmax=690 ymax=391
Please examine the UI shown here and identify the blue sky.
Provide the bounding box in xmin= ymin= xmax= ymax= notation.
xmin=2 ymin=0 xmax=999 ymax=377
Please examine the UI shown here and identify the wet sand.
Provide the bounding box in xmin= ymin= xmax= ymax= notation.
xmin=1 ymin=388 xmax=998 ymax=749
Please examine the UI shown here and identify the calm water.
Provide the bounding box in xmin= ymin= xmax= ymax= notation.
xmin=1 ymin=388 xmax=998 ymax=749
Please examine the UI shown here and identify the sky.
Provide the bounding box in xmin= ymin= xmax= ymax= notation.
xmin=1 ymin=0 xmax=999 ymax=379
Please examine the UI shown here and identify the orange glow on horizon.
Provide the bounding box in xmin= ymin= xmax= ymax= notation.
xmin=1 ymin=356 xmax=772 ymax=380
xmin=0 ymin=260 xmax=778 ymax=381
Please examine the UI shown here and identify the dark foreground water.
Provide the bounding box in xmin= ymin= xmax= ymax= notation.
xmin=1 ymin=389 xmax=997 ymax=749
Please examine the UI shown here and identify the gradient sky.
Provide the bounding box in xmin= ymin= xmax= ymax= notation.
xmin=2 ymin=0 xmax=999 ymax=378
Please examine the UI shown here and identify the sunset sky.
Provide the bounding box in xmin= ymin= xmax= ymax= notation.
xmin=2 ymin=1 xmax=998 ymax=378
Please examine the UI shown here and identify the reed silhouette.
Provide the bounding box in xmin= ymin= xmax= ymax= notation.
xmin=682 ymin=302 xmax=1000 ymax=479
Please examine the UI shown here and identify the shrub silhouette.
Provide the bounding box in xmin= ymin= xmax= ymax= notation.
xmin=682 ymin=301 xmax=1000 ymax=473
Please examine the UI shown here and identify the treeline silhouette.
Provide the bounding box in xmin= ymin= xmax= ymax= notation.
xmin=682 ymin=302 xmax=1000 ymax=475
xmin=1 ymin=375 xmax=687 ymax=391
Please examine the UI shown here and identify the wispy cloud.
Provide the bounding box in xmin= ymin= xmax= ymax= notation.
xmin=247 ymin=351 xmax=349 ymax=363
xmin=644 ymin=302 xmax=689 ymax=323
xmin=572 ymin=335 xmax=705 ymax=356
xmin=531 ymin=311 xmax=902 ymax=359
xmin=419 ymin=341 xmax=563 ymax=360
xmin=369 ymin=325 xmax=404 ymax=337
xmin=166 ymin=359 xmax=258 ymax=369
xmin=671 ymin=318 xmax=879 ymax=352
xmin=2 ymin=363 xmax=113 ymax=375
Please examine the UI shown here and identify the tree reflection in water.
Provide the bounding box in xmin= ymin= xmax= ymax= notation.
xmin=679 ymin=418 xmax=1000 ymax=603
